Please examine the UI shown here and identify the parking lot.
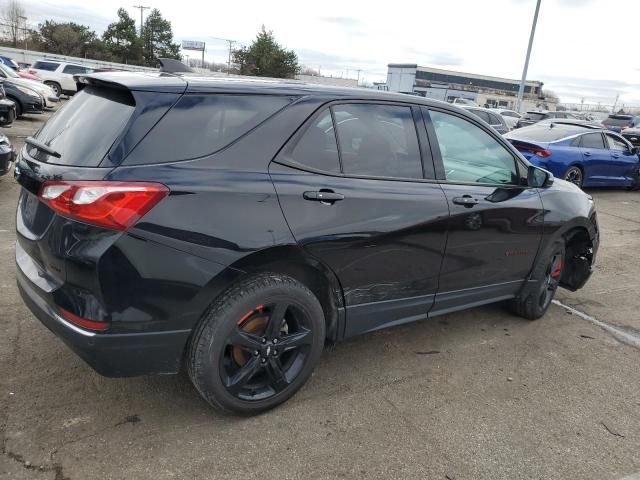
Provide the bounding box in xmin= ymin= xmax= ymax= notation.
xmin=1 ymin=108 xmax=639 ymax=480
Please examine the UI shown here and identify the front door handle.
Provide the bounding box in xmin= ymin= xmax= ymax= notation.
xmin=583 ymin=151 xmax=591 ymax=157
xmin=452 ymin=196 xmax=479 ymax=208
xmin=303 ymin=190 xmax=345 ymax=203
xmin=612 ymin=153 xmax=620 ymax=159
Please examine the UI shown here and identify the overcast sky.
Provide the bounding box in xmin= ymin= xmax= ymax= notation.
xmin=20 ymin=0 xmax=640 ymax=106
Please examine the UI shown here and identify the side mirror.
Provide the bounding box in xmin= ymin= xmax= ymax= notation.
xmin=631 ymin=146 xmax=639 ymax=155
xmin=527 ymin=165 xmax=554 ymax=188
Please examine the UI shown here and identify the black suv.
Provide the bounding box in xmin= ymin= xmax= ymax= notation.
xmin=16 ymin=73 xmax=599 ymax=414
xmin=603 ymin=114 xmax=640 ymax=134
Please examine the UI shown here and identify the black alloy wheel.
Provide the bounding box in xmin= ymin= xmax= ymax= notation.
xmin=564 ymin=166 xmax=583 ymax=188
xmin=188 ymin=273 xmax=325 ymax=414
xmin=508 ymin=240 xmax=565 ymax=320
xmin=221 ymin=302 xmax=313 ymax=401
xmin=538 ymin=253 xmax=563 ymax=311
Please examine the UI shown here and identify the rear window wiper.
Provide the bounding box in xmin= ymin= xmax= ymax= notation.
xmin=25 ymin=136 xmax=61 ymax=158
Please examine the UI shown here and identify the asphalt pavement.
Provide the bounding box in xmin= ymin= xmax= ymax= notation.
xmin=1 ymin=108 xmax=639 ymax=479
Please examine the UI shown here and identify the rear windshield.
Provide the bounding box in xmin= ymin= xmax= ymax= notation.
xmin=522 ymin=112 xmax=546 ymax=121
xmin=506 ymin=124 xmax=582 ymax=142
xmin=602 ymin=116 xmax=632 ymax=127
xmin=29 ymin=86 xmax=135 ymax=166
xmin=125 ymin=94 xmax=293 ymax=165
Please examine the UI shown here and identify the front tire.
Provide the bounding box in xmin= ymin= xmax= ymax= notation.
xmin=509 ymin=240 xmax=565 ymax=320
xmin=188 ymin=273 xmax=325 ymax=415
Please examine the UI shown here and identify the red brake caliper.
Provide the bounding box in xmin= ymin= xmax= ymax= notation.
xmin=551 ymin=257 xmax=563 ymax=278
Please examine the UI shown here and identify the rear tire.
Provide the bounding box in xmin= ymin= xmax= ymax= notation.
xmin=188 ymin=273 xmax=325 ymax=415
xmin=44 ymin=81 xmax=61 ymax=97
xmin=509 ymin=240 xmax=565 ymax=320
xmin=564 ymin=166 xmax=583 ymax=188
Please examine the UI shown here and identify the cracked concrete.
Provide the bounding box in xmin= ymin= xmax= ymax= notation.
xmin=1 ymin=108 xmax=640 ymax=479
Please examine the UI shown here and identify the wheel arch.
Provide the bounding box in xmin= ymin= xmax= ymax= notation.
xmin=228 ymin=245 xmax=345 ymax=344
xmin=558 ymin=225 xmax=595 ymax=291
xmin=6 ymin=95 xmax=21 ymax=115
xmin=191 ymin=245 xmax=344 ymax=346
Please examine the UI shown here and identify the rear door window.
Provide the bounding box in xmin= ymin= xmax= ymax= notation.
xmin=32 ymin=61 xmax=60 ymax=72
xmin=333 ymin=103 xmax=423 ymax=179
xmin=127 ymin=94 xmax=292 ymax=164
xmin=289 ymin=110 xmax=340 ymax=173
xmin=488 ymin=113 xmax=504 ymax=126
xmin=62 ymin=65 xmax=92 ymax=75
xmin=471 ymin=110 xmax=491 ymax=123
xmin=28 ymin=86 xmax=135 ymax=165
xmin=579 ymin=133 xmax=605 ymax=149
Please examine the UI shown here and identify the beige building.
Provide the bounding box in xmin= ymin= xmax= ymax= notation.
xmin=384 ymin=64 xmax=557 ymax=111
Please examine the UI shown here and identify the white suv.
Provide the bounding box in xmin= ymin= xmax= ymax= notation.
xmin=29 ymin=61 xmax=93 ymax=96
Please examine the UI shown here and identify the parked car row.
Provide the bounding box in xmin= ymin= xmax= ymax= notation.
xmin=450 ymin=104 xmax=640 ymax=190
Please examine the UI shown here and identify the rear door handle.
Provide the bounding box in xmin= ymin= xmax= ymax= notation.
xmin=583 ymin=151 xmax=591 ymax=157
xmin=452 ymin=196 xmax=479 ymax=207
xmin=303 ymin=190 xmax=345 ymax=203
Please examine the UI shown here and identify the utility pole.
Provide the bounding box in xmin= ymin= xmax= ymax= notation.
xmin=516 ymin=0 xmax=542 ymax=113
xmin=18 ymin=15 xmax=27 ymax=50
xmin=612 ymin=94 xmax=620 ymax=114
xmin=356 ymin=69 xmax=361 ymax=86
xmin=133 ymin=5 xmax=150 ymax=37
xmin=226 ymin=40 xmax=235 ymax=75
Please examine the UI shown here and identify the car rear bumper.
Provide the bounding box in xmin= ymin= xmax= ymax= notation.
xmin=17 ymin=266 xmax=192 ymax=377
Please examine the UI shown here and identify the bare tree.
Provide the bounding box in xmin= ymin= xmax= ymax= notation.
xmin=1 ymin=0 xmax=26 ymax=47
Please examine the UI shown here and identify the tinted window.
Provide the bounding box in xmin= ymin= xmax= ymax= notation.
xmin=62 ymin=65 xmax=91 ymax=75
xmin=290 ymin=110 xmax=340 ymax=173
xmin=488 ymin=113 xmax=503 ymax=125
xmin=32 ymin=61 xmax=60 ymax=72
xmin=333 ymin=104 xmax=422 ymax=179
xmin=579 ymin=133 xmax=605 ymax=149
xmin=30 ymin=86 xmax=135 ymax=166
xmin=430 ymin=110 xmax=518 ymax=185
xmin=501 ymin=111 xmax=519 ymax=118
xmin=606 ymin=134 xmax=629 ymax=151
xmin=469 ymin=110 xmax=491 ymax=123
xmin=129 ymin=94 xmax=292 ymax=164
xmin=523 ymin=112 xmax=546 ymax=121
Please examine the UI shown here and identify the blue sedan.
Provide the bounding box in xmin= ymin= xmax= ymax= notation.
xmin=505 ymin=121 xmax=640 ymax=189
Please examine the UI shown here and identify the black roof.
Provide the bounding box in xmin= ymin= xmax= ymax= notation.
xmin=79 ymin=71 xmax=449 ymax=106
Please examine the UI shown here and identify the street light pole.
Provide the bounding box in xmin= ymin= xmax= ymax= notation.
xmin=516 ymin=0 xmax=542 ymax=113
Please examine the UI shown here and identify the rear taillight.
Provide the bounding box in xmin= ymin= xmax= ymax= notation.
xmin=519 ymin=146 xmax=551 ymax=158
xmin=39 ymin=181 xmax=169 ymax=231
xmin=59 ymin=307 xmax=109 ymax=331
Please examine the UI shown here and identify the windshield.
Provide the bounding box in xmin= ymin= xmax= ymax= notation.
xmin=0 ymin=63 xmax=19 ymax=79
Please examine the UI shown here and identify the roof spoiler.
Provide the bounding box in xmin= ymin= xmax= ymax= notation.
xmin=158 ymin=58 xmax=194 ymax=74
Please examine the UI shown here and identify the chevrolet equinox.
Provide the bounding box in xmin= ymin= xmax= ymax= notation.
xmin=16 ymin=72 xmax=599 ymax=414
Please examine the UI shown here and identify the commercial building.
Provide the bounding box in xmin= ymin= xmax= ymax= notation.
xmin=382 ymin=64 xmax=557 ymax=111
